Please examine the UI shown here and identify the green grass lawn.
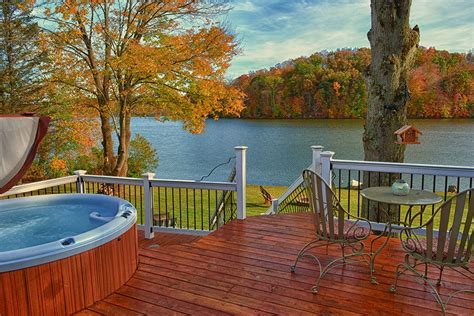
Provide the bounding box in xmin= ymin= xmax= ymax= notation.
xmin=246 ymin=184 xmax=287 ymax=216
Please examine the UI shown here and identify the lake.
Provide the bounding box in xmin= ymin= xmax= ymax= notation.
xmin=131 ymin=118 xmax=474 ymax=186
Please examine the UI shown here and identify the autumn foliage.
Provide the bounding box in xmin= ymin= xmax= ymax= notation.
xmin=232 ymin=48 xmax=473 ymax=119
xmin=39 ymin=0 xmax=244 ymax=176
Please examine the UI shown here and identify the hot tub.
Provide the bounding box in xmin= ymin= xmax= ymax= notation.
xmin=0 ymin=194 xmax=138 ymax=315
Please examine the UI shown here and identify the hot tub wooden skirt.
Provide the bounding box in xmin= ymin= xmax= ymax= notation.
xmin=0 ymin=225 xmax=138 ymax=315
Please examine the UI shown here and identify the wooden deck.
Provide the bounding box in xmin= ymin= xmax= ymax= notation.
xmin=78 ymin=213 xmax=474 ymax=315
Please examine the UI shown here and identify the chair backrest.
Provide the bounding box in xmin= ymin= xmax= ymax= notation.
xmin=302 ymin=169 xmax=346 ymax=240
xmin=423 ymin=189 xmax=473 ymax=265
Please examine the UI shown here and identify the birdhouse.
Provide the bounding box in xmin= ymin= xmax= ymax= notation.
xmin=394 ymin=125 xmax=422 ymax=144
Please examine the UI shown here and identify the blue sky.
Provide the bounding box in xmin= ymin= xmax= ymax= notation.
xmin=226 ymin=0 xmax=474 ymax=78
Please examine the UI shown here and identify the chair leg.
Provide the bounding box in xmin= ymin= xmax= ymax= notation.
xmin=390 ymin=263 xmax=409 ymax=293
xmin=390 ymin=261 xmax=446 ymax=315
xmin=340 ymin=244 xmax=345 ymax=263
xmin=437 ymin=266 xmax=444 ymax=286
xmin=311 ymin=250 xmax=365 ymax=294
xmin=290 ymin=239 xmax=321 ymax=273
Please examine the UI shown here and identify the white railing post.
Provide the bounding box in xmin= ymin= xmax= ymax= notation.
xmin=321 ymin=151 xmax=335 ymax=188
xmin=311 ymin=145 xmax=324 ymax=174
xmin=142 ymin=172 xmax=155 ymax=239
xmin=73 ymin=170 xmax=87 ymax=193
xmin=235 ymin=146 xmax=247 ymax=220
xmin=271 ymin=198 xmax=279 ymax=214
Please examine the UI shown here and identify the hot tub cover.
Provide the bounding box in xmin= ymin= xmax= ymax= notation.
xmin=0 ymin=114 xmax=50 ymax=194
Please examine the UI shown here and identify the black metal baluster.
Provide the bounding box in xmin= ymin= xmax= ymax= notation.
xmin=193 ymin=189 xmax=196 ymax=230
xmin=215 ymin=190 xmax=218 ymax=230
xmin=157 ymin=187 xmax=162 ymax=227
xmin=186 ymin=188 xmax=189 ymax=229
xmin=420 ymin=175 xmax=425 ymax=225
xmin=377 ymin=172 xmax=381 ymax=223
xmin=223 ymin=190 xmax=227 ymax=223
xmin=208 ymin=190 xmax=211 ymax=230
xmin=347 ymin=170 xmax=351 ymax=219
xmin=432 ymin=175 xmax=437 ymax=215
xmin=357 ymin=171 xmax=361 ymax=217
xmin=140 ymin=186 xmax=143 ymax=225
xmin=201 ymin=189 xmax=204 ymax=230
xmin=164 ymin=187 xmax=169 ymax=226
xmin=171 ymin=187 xmax=175 ymax=228
xmin=338 ymin=169 xmax=341 ymax=203
xmin=179 ymin=188 xmax=182 ymax=229
xmin=368 ymin=172 xmax=371 ymax=220
xmin=444 ymin=176 xmax=448 ymax=201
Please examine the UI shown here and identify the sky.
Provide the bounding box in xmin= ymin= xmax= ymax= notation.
xmin=225 ymin=0 xmax=474 ymax=78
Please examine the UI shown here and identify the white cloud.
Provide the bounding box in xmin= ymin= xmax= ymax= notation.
xmin=232 ymin=1 xmax=259 ymax=13
xmin=226 ymin=0 xmax=474 ymax=78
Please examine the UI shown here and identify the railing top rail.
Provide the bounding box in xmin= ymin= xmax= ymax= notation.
xmin=0 ymin=175 xmax=78 ymax=197
xmin=29 ymin=173 xmax=238 ymax=191
xmin=150 ymin=178 xmax=237 ymax=191
xmin=331 ymin=159 xmax=474 ymax=178
xmin=81 ymin=174 xmax=143 ymax=186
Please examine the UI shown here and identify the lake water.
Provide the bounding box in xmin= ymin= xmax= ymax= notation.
xmin=132 ymin=118 xmax=474 ymax=186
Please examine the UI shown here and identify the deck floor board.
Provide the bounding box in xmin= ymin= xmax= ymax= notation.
xmin=80 ymin=213 xmax=474 ymax=315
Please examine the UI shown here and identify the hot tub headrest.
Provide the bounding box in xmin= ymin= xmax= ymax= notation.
xmin=89 ymin=211 xmax=114 ymax=223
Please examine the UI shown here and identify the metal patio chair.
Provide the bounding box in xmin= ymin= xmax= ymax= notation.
xmin=390 ymin=188 xmax=474 ymax=314
xmin=291 ymin=169 xmax=372 ymax=293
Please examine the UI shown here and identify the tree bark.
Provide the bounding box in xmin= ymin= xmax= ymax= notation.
xmin=362 ymin=0 xmax=420 ymax=222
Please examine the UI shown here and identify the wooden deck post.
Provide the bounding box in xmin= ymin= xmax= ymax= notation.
xmin=235 ymin=146 xmax=247 ymax=220
xmin=142 ymin=172 xmax=155 ymax=239
xmin=73 ymin=170 xmax=87 ymax=193
xmin=311 ymin=146 xmax=324 ymax=174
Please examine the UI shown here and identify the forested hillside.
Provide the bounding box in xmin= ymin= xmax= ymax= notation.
xmin=232 ymin=47 xmax=473 ymax=118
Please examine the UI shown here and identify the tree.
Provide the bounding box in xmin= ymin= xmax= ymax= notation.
xmin=127 ymin=133 xmax=158 ymax=178
xmin=39 ymin=0 xmax=244 ymax=176
xmin=0 ymin=0 xmax=45 ymax=113
xmin=362 ymin=0 xmax=420 ymax=221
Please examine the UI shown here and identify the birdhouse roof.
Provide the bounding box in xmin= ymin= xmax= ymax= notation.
xmin=394 ymin=125 xmax=422 ymax=135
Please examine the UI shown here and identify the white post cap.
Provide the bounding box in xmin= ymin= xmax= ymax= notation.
xmin=234 ymin=146 xmax=248 ymax=150
xmin=142 ymin=172 xmax=155 ymax=179
xmin=321 ymin=151 xmax=335 ymax=157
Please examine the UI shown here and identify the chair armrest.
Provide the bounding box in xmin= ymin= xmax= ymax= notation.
xmin=334 ymin=202 xmax=372 ymax=238
xmin=335 ymin=202 xmax=371 ymax=224
xmin=399 ymin=225 xmax=426 ymax=254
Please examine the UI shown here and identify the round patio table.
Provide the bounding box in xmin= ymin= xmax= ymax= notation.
xmin=360 ymin=187 xmax=442 ymax=284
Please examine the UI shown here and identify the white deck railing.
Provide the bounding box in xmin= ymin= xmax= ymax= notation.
xmin=0 ymin=175 xmax=79 ymax=197
xmin=331 ymin=159 xmax=474 ymax=178
xmin=1 ymin=146 xmax=247 ymax=239
xmin=267 ymin=146 xmax=474 ymax=221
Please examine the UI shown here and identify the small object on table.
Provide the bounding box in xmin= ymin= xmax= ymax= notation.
xmin=391 ymin=179 xmax=410 ymax=196
xmin=360 ymin=186 xmax=442 ymax=284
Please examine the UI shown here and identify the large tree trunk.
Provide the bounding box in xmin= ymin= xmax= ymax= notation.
xmin=99 ymin=108 xmax=116 ymax=175
xmin=362 ymin=0 xmax=420 ymax=222
xmin=113 ymin=108 xmax=131 ymax=177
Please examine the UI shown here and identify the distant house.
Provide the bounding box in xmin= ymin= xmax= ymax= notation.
xmin=394 ymin=125 xmax=422 ymax=144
